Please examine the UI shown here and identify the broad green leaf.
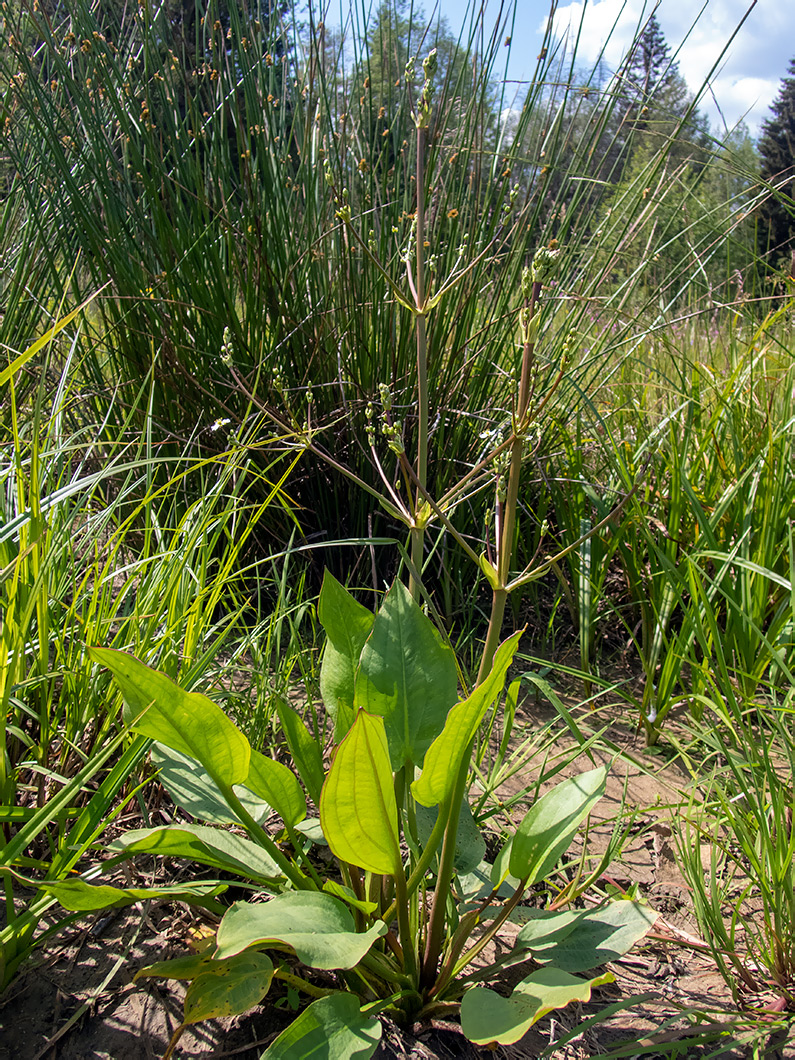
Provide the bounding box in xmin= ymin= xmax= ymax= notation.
xmin=517 ymin=900 xmax=657 ymax=972
xmin=509 ymin=908 xmax=584 ymax=953
xmin=275 ymin=698 xmax=325 ymax=807
xmin=415 ymin=799 xmax=486 ymax=876
xmin=261 ymin=993 xmax=382 ymax=1060
xmin=509 ymin=765 xmax=607 ymax=883
xmin=320 ymin=710 xmax=400 ymax=875
xmin=214 ymin=891 xmax=386 ymax=968
xmin=183 ymin=952 xmax=274 ymax=1024
xmin=319 ymin=571 xmax=375 ymax=741
xmin=135 ymin=953 xmax=217 ymax=982
xmin=412 ymin=631 xmax=521 ymax=807
xmin=245 ymin=750 xmax=306 ymax=827
xmin=151 ymin=744 xmax=270 ymax=825
xmin=295 ymin=818 xmax=326 ymax=845
xmin=109 ymin=824 xmax=283 ymax=883
xmin=459 ymin=861 xmax=517 ymax=908
xmin=354 ymin=580 xmax=457 ymax=769
xmin=489 ymin=837 xmax=522 ymax=892
xmin=91 ymin=648 xmax=250 ymax=787
xmin=41 ymin=878 xmax=226 ymax=912
xmin=461 ymin=967 xmax=614 ymax=1046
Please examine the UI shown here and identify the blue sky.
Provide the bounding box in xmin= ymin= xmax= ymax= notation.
xmin=322 ymin=1 xmax=792 ymax=136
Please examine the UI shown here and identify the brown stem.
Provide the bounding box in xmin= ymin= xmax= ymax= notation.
xmin=477 ymin=282 xmax=542 ymax=683
xmin=410 ymin=121 xmax=428 ymax=600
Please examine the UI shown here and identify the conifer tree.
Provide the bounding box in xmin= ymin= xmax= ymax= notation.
xmin=597 ymin=14 xmax=707 ymax=185
xmin=621 ymin=12 xmax=672 ymax=103
xmin=757 ymin=58 xmax=795 ymax=269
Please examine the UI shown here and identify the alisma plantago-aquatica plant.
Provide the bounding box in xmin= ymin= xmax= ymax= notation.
xmin=48 ymin=259 xmax=653 ymax=1057
xmin=45 ymin=580 xmax=654 ymax=1057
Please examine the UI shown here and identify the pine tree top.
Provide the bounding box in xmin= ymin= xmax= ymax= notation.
xmin=621 ymin=13 xmax=679 ymax=99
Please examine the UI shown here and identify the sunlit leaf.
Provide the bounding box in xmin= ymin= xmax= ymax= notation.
xmin=319 ymin=571 xmax=375 ymax=741
xmin=135 ymin=953 xmax=216 ymax=982
xmin=245 ymin=750 xmax=306 ymax=827
xmin=109 ymin=824 xmax=283 ymax=883
xmin=275 ymin=697 xmax=325 ymax=807
xmin=41 ymin=878 xmax=226 ymax=912
xmin=412 ymin=631 xmax=521 ymax=807
xmin=182 ymin=952 xmax=274 ymax=1024
xmin=516 ymin=900 xmax=657 ymax=972
xmin=320 ymin=710 xmax=400 ymax=875
xmin=91 ymin=648 xmax=250 ymax=787
xmin=509 ymin=765 xmax=607 ymax=883
xmin=354 ymin=580 xmax=457 ymax=769
xmin=461 ymin=967 xmax=614 ymax=1045
xmin=214 ymin=891 xmax=386 ymax=968
xmin=261 ymin=993 xmax=381 ymax=1059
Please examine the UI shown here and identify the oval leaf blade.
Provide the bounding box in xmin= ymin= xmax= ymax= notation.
xmin=461 ymin=968 xmax=614 ymax=1046
xmin=517 ymin=900 xmax=657 ymax=972
xmin=354 ymin=580 xmax=457 ymax=769
xmin=109 ymin=824 xmax=284 ymax=883
xmin=183 ymin=952 xmax=274 ymax=1024
xmin=320 ymin=710 xmax=400 ymax=875
xmin=214 ymin=892 xmax=386 ymax=969
xmin=245 ymin=750 xmax=306 ymax=827
xmin=318 ymin=571 xmax=376 ymax=742
xmin=151 ymin=743 xmax=270 ymax=825
xmin=261 ymin=993 xmax=382 ymax=1059
xmin=91 ymin=648 xmax=250 ymax=787
xmin=275 ymin=697 xmax=325 ymax=807
xmin=41 ymin=878 xmax=225 ymax=911
xmin=509 ymin=765 xmax=607 ymax=883
xmin=412 ymin=631 xmax=521 ymax=807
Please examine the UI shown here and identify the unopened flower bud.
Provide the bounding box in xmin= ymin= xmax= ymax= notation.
xmin=422 ymin=48 xmax=438 ymax=82
xmin=531 ymin=242 xmax=562 ymax=284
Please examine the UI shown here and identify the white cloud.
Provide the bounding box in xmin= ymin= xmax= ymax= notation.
xmin=544 ymin=0 xmax=794 ymax=134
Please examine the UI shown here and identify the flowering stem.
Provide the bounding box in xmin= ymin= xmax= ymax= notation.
xmin=477 ymin=277 xmax=543 ymax=684
xmin=410 ymin=120 xmax=429 ymax=601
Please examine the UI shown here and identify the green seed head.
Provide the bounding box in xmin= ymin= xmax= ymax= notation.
xmin=531 ymin=242 xmax=562 ymax=284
